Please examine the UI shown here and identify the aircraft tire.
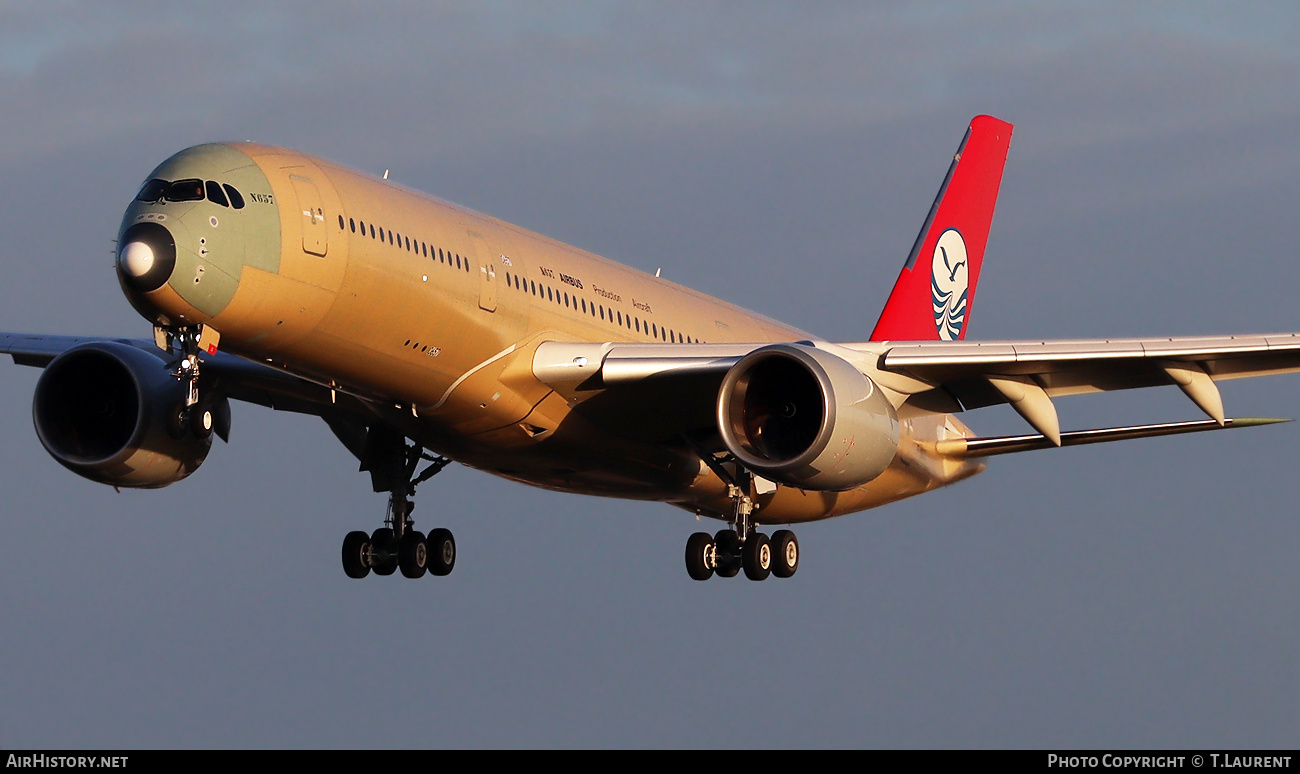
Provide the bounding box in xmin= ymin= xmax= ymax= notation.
xmin=165 ymin=402 xmax=189 ymax=439
xmin=398 ymin=530 xmax=428 ymax=579
xmin=742 ymin=532 xmax=772 ymax=581
xmin=685 ymin=532 xmax=715 ymax=581
xmin=370 ymin=527 xmax=398 ymax=576
xmin=771 ymin=530 xmax=799 ymax=578
xmin=426 ymin=528 xmax=456 ymax=577
xmin=714 ymin=530 xmax=741 ymax=578
xmin=190 ymin=404 xmax=214 ymax=440
xmin=342 ymin=531 xmax=372 ymax=579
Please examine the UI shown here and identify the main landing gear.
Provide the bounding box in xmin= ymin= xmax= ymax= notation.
xmin=341 ymin=430 xmax=456 ymax=580
xmin=684 ymin=477 xmax=799 ymax=582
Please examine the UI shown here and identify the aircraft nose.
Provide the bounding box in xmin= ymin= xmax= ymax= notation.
xmin=118 ymin=222 xmax=176 ymax=292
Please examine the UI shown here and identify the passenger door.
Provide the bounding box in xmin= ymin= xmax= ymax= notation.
xmin=468 ymin=231 xmax=497 ymax=312
xmin=290 ymin=175 xmax=328 ymax=257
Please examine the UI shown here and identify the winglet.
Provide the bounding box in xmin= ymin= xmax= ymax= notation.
xmin=870 ymin=115 xmax=1013 ymax=341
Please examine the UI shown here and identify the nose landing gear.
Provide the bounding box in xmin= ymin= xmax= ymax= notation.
xmin=157 ymin=324 xmax=228 ymax=441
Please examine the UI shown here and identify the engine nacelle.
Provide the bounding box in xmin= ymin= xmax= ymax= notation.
xmin=717 ymin=344 xmax=899 ymax=491
xmin=33 ymin=342 xmax=212 ymax=489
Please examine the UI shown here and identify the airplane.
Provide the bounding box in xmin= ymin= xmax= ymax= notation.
xmin=4 ymin=114 xmax=1299 ymax=583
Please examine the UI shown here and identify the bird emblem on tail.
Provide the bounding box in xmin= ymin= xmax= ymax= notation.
xmin=930 ymin=228 xmax=968 ymax=340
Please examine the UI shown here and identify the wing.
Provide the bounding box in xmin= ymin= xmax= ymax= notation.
xmin=530 ymin=341 xmax=757 ymax=442
xmin=0 ymin=331 xmax=362 ymax=418
xmin=531 ymin=334 xmax=1300 ymax=450
xmin=861 ymin=332 xmax=1300 ymax=444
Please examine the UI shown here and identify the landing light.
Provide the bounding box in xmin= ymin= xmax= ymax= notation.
xmin=119 ymin=241 xmax=154 ymax=278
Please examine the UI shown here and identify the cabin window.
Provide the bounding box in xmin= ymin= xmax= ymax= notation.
xmin=349 ymin=218 xmax=356 ymax=233
xmin=222 ymin=184 xmax=246 ymax=209
xmin=206 ymin=180 xmax=230 ymax=207
xmin=337 ymin=214 xmax=344 ymax=229
xmin=422 ymin=242 xmax=427 ymax=257
xmin=369 ymin=224 xmax=375 ymax=238
xmin=581 ymin=299 xmax=587 ymax=313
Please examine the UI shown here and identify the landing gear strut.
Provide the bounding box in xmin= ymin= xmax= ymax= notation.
xmin=340 ymin=429 xmax=455 ymax=580
xmin=159 ymin=324 xmax=218 ymax=440
xmin=154 ymin=322 xmax=228 ymax=442
xmin=682 ymin=464 xmax=798 ymax=582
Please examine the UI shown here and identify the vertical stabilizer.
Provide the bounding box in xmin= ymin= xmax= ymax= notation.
xmin=869 ymin=115 xmax=1013 ymax=341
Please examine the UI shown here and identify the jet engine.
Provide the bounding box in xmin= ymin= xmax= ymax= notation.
xmin=32 ymin=341 xmax=218 ymax=488
xmin=716 ymin=344 xmax=899 ymax=491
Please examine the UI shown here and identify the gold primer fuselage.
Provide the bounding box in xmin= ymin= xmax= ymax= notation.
xmin=119 ymin=143 xmax=984 ymax=525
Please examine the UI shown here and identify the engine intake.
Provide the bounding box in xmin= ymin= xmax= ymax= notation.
xmin=33 ymin=342 xmax=212 ymax=488
xmin=717 ymin=344 xmax=898 ymax=491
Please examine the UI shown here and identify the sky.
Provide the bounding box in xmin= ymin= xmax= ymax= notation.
xmin=2 ymin=2 xmax=1300 ymax=749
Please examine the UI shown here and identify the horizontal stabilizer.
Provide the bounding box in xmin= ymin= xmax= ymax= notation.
xmin=935 ymin=417 xmax=1289 ymax=459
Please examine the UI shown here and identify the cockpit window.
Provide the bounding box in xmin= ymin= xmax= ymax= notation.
xmin=205 ymin=180 xmax=229 ymax=207
xmin=136 ymin=177 xmax=248 ymax=209
xmin=135 ymin=179 xmax=168 ymax=202
xmin=222 ymin=184 xmax=245 ymax=209
xmin=165 ymin=179 xmax=205 ymax=202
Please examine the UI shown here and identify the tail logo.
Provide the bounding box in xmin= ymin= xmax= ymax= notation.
xmin=930 ymin=228 xmax=969 ymax=340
